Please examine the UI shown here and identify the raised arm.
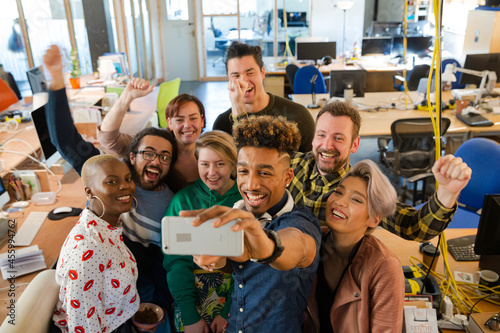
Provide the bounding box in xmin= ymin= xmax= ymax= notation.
xmin=381 ymin=155 xmax=472 ymax=241
xmin=44 ymin=45 xmax=99 ymax=175
xmin=99 ymin=77 xmax=154 ymax=132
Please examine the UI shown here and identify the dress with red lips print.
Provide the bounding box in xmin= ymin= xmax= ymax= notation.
xmin=53 ymin=208 xmax=139 ymax=333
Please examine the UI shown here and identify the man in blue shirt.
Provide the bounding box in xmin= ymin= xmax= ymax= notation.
xmin=183 ymin=115 xmax=321 ymax=332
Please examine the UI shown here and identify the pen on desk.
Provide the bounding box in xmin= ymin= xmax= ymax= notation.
xmin=9 ymin=180 xmax=23 ymax=201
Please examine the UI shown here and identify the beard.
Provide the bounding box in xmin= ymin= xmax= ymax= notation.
xmin=130 ymin=164 xmax=167 ymax=191
xmin=315 ymin=148 xmax=349 ymax=175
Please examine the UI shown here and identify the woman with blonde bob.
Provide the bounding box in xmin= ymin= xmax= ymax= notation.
xmin=305 ymin=159 xmax=405 ymax=333
xmin=164 ymin=130 xmax=241 ymax=333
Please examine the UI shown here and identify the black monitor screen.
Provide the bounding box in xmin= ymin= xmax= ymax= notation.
xmin=26 ymin=66 xmax=47 ymax=94
xmin=296 ymin=42 xmax=336 ymax=61
xmin=278 ymin=9 xmax=307 ymax=27
xmin=391 ymin=36 xmax=432 ymax=58
xmin=329 ymin=69 xmax=367 ymax=98
xmin=474 ymin=194 xmax=500 ymax=256
xmin=362 ymin=37 xmax=392 ymax=55
xmin=31 ymin=105 xmax=58 ymax=162
xmin=461 ymin=53 xmax=500 ymax=86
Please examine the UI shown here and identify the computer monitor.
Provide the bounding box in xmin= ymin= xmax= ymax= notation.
xmin=26 ymin=66 xmax=47 ymax=95
xmin=296 ymin=42 xmax=336 ymax=61
xmin=31 ymin=105 xmax=62 ymax=168
xmin=391 ymin=36 xmax=432 ymax=58
xmin=329 ymin=69 xmax=367 ymax=98
xmin=460 ymin=53 xmax=500 ymax=87
xmin=474 ymin=194 xmax=500 ymax=256
xmin=278 ymin=9 xmax=307 ymax=27
xmin=367 ymin=21 xmax=402 ymax=37
xmin=361 ymin=37 xmax=392 ymax=55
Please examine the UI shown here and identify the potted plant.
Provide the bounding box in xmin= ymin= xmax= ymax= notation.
xmin=69 ymin=48 xmax=81 ymax=89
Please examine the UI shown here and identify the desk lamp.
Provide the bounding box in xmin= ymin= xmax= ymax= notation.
xmin=442 ymin=63 xmax=497 ymax=106
xmin=307 ymin=56 xmax=334 ymax=109
xmin=337 ymin=0 xmax=354 ymax=63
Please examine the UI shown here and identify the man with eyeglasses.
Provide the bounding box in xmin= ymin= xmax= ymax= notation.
xmin=43 ymin=45 xmax=178 ymax=332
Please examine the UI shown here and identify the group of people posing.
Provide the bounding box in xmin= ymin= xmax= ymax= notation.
xmin=43 ymin=41 xmax=471 ymax=333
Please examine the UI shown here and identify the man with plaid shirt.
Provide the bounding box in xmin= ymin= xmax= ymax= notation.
xmin=289 ymin=101 xmax=472 ymax=242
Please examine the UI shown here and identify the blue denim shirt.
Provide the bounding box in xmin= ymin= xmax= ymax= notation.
xmin=226 ymin=206 xmax=321 ymax=333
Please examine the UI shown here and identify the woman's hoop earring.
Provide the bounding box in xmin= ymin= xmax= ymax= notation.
xmin=88 ymin=195 xmax=105 ymax=218
xmin=129 ymin=197 xmax=138 ymax=213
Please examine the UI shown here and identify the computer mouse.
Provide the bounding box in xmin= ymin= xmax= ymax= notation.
xmin=53 ymin=206 xmax=73 ymax=215
xmin=48 ymin=207 xmax=83 ymax=221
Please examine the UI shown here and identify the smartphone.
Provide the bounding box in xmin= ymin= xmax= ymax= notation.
xmin=162 ymin=216 xmax=244 ymax=257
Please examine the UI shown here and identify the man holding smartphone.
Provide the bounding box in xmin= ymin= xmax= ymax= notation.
xmin=182 ymin=116 xmax=321 ymax=333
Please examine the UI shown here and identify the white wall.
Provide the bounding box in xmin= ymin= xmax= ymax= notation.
xmin=311 ymin=0 xmax=365 ymax=57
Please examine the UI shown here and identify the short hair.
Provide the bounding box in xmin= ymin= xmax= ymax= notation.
xmin=233 ymin=115 xmax=301 ymax=157
xmin=195 ymin=130 xmax=238 ymax=178
xmin=82 ymin=154 xmax=122 ymax=187
xmin=317 ymin=101 xmax=362 ymax=142
xmin=165 ymin=94 xmax=206 ymax=130
xmin=126 ymin=127 xmax=178 ymax=166
xmin=225 ymin=42 xmax=264 ymax=73
xmin=342 ymin=159 xmax=397 ymax=234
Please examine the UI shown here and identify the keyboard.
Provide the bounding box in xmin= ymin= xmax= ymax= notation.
xmin=447 ymin=235 xmax=481 ymax=261
xmin=14 ymin=211 xmax=49 ymax=246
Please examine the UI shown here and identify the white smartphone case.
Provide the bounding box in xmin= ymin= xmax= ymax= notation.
xmin=162 ymin=216 xmax=244 ymax=257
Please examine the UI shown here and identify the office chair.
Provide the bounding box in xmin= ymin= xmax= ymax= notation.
xmin=293 ymin=65 xmax=327 ymax=94
xmin=378 ymin=117 xmax=451 ymax=205
xmin=0 ymin=269 xmax=59 ymax=333
xmin=393 ymin=64 xmax=430 ymax=91
xmin=211 ymin=18 xmax=230 ymax=67
xmin=157 ymin=77 xmax=181 ymax=128
xmin=0 ymin=78 xmax=19 ymax=111
xmin=442 ymin=58 xmax=465 ymax=89
xmin=286 ymin=64 xmax=299 ymax=93
xmin=0 ymin=65 xmax=21 ymax=100
xmin=449 ymin=138 xmax=500 ymax=228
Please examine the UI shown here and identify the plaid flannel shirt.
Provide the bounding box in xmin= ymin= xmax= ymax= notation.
xmin=289 ymin=152 xmax=457 ymax=242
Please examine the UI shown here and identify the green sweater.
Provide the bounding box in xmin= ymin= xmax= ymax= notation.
xmin=163 ymin=178 xmax=241 ymax=326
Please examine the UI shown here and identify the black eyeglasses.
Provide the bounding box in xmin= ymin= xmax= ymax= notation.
xmin=135 ymin=150 xmax=172 ymax=165
xmin=486 ymin=313 xmax=500 ymax=331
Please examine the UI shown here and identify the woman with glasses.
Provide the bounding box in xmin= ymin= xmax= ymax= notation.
xmin=164 ymin=131 xmax=241 ymax=333
xmin=53 ymin=155 xmax=139 ymax=333
xmin=98 ymin=82 xmax=206 ymax=193
xmin=304 ymin=160 xmax=405 ymax=333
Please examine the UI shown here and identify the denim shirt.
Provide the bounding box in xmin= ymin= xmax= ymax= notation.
xmin=226 ymin=204 xmax=321 ymax=333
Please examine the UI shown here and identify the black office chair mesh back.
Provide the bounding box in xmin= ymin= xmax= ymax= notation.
xmin=390 ymin=117 xmax=451 ymax=178
xmin=406 ymin=64 xmax=430 ymax=91
xmin=286 ymin=64 xmax=299 ymax=92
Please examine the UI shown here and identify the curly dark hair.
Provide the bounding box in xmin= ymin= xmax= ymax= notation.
xmin=233 ymin=116 xmax=301 ymax=156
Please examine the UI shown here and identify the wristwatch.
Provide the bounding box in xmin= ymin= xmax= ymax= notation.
xmin=251 ymin=229 xmax=285 ymax=264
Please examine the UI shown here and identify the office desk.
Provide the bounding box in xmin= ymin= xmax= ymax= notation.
xmin=0 ymin=169 xmax=85 ymax=320
xmin=291 ymin=92 xmax=500 ymax=142
xmin=264 ymin=56 xmax=409 ymax=93
xmin=372 ymin=227 xmax=500 ymax=332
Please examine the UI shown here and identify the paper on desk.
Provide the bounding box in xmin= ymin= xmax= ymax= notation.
xmin=72 ymin=107 xmax=102 ymax=125
xmin=454 ymin=271 xmax=473 ymax=283
xmin=0 ymin=245 xmax=46 ymax=280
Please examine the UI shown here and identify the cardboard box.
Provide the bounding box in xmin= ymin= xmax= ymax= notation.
xmin=468 ymin=312 xmax=499 ymax=333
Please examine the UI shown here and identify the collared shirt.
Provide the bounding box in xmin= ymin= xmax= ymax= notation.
xmin=228 ymin=191 xmax=321 ymax=332
xmin=53 ymin=209 xmax=139 ymax=333
xmin=289 ymin=151 xmax=457 ymax=242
